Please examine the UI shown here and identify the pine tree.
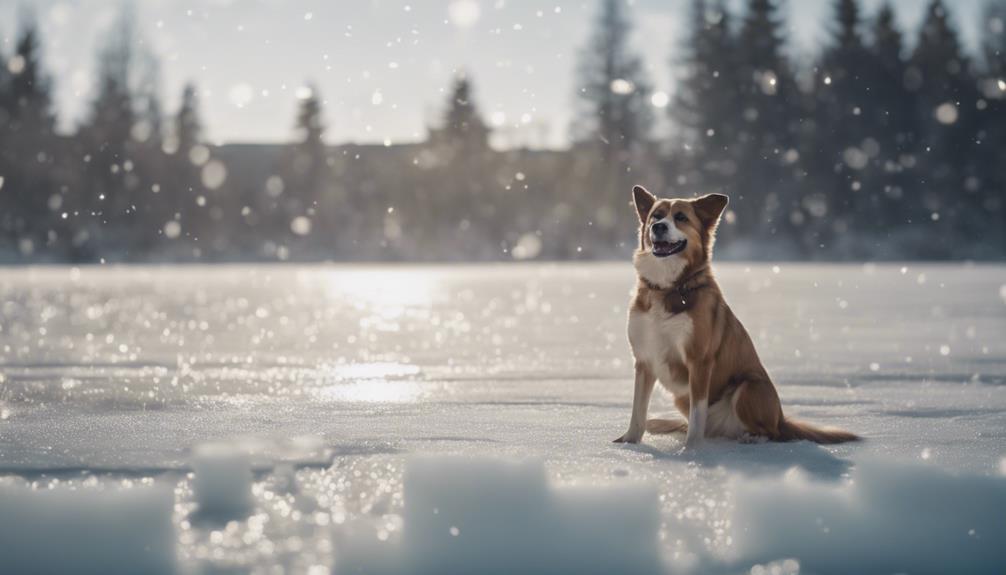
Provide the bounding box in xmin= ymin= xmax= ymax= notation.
xmin=425 ymin=74 xmax=497 ymax=259
xmin=175 ymin=84 xmax=201 ymax=159
xmin=295 ymin=85 xmax=325 ymax=151
xmin=166 ymin=83 xmax=203 ymax=246
xmin=134 ymin=51 xmax=163 ymax=148
xmin=441 ymin=75 xmax=490 ymax=150
xmin=870 ymin=3 xmax=915 ymax=143
xmin=5 ymin=24 xmax=54 ymax=136
xmin=574 ymin=0 xmax=653 ymax=163
xmin=734 ymin=0 xmax=801 ymax=247
xmin=76 ymin=7 xmax=141 ymax=260
xmin=283 ymin=84 xmax=330 ymax=255
xmin=977 ymin=0 xmax=1006 ymax=256
xmin=909 ymin=0 xmax=981 ymax=256
xmin=0 ymin=40 xmax=9 ymax=254
xmin=0 ymin=20 xmax=58 ymax=259
xmin=984 ymin=1 xmax=1006 ymax=79
xmin=819 ymin=0 xmax=872 ymax=147
xmin=674 ymin=0 xmax=739 ymax=197
xmin=808 ymin=0 xmax=875 ymax=247
xmin=573 ymin=0 xmax=654 ymax=255
xmin=132 ymin=51 xmax=167 ymax=253
xmin=866 ymin=2 xmax=918 ymax=238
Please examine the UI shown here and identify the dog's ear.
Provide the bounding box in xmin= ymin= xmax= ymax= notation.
xmin=632 ymin=185 xmax=656 ymax=223
xmin=693 ymin=194 xmax=729 ymax=229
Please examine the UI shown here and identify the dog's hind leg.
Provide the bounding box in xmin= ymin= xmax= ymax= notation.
xmin=645 ymin=419 xmax=688 ymax=434
xmin=648 ymin=395 xmax=691 ymax=434
xmin=732 ymin=378 xmax=784 ymax=439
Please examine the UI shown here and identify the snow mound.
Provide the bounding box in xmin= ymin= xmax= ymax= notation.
xmin=191 ymin=442 xmax=253 ymax=520
xmin=728 ymin=459 xmax=1006 ymax=574
xmin=0 ymin=480 xmax=175 ymax=575
xmin=335 ymin=456 xmax=664 ymax=575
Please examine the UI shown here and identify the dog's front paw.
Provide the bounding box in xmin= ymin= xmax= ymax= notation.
xmin=613 ymin=432 xmax=642 ymax=444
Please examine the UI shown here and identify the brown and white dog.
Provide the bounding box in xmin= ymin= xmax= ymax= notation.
xmin=614 ymin=186 xmax=858 ymax=448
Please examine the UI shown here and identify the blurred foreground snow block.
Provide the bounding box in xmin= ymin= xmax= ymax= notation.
xmin=0 ymin=482 xmax=175 ymax=575
xmin=337 ymin=456 xmax=663 ymax=575
xmin=191 ymin=443 xmax=252 ymax=520
xmin=730 ymin=459 xmax=1006 ymax=574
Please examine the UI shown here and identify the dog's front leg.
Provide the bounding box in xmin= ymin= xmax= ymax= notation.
xmin=614 ymin=362 xmax=655 ymax=444
xmin=684 ymin=362 xmax=712 ymax=449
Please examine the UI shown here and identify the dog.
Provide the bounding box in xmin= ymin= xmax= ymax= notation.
xmin=614 ymin=185 xmax=858 ymax=447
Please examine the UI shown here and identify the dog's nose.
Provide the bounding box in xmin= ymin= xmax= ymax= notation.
xmin=651 ymin=222 xmax=668 ymax=235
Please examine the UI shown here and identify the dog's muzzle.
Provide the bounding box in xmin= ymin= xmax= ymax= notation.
xmin=650 ymin=222 xmax=686 ymax=257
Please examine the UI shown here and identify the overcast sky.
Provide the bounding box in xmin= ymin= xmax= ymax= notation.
xmin=0 ymin=0 xmax=990 ymax=148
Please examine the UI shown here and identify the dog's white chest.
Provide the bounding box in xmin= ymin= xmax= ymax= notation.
xmin=627 ymin=308 xmax=693 ymax=397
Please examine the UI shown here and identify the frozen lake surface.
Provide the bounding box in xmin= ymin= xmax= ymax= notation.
xmin=1 ymin=263 xmax=1005 ymax=574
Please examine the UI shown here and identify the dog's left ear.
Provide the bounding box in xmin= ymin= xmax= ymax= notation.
xmin=693 ymin=194 xmax=729 ymax=229
xmin=632 ymin=185 xmax=656 ymax=224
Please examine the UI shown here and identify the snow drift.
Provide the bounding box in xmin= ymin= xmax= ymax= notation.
xmin=726 ymin=459 xmax=1006 ymax=574
xmin=0 ymin=480 xmax=175 ymax=575
xmin=334 ymin=456 xmax=665 ymax=575
xmin=191 ymin=442 xmax=253 ymax=520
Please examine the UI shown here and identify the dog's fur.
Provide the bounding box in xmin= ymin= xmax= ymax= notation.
xmin=614 ymin=186 xmax=858 ymax=447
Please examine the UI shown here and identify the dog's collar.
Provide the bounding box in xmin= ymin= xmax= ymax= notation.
xmin=642 ymin=265 xmax=711 ymax=314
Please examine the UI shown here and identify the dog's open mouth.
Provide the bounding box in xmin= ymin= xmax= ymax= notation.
xmin=652 ymin=239 xmax=686 ymax=258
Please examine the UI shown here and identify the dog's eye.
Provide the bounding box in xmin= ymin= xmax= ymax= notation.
xmin=674 ymin=212 xmax=688 ymax=223
xmin=650 ymin=213 xmax=664 ymax=221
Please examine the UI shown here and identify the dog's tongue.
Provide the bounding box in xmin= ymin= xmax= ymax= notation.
xmin=653 ymin=240 xmax=685 ymax=257
xmin=653 ymin=241 xmax=675 ymax=256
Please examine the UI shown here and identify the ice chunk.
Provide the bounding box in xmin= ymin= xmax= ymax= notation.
xmin=335 ymin=456 xmax=664 ymax=575
xmin=0 ymin=481 xmax=175 ymax=575
xmin=728 ymin=459 xmax=1006 ymax=574
xmin=191 ymin=442 xmax=253 ymax=520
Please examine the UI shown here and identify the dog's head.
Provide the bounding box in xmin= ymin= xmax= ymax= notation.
xmin=631 ymin=185 xmax=728 ymax=287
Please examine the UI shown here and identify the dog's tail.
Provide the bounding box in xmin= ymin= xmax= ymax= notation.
xmin=645 ymin=418 xmax=688 ymax=434
xmin=778 ymin=418 xmax=859 ymax=444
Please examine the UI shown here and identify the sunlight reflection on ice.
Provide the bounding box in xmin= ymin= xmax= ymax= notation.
xmin=318 ymin=362 xmax=423 ymax=403
xmin=325 ymin=269 xmax=440 ymax=333
xmin=319 ymin=380 xmax=422 ymax=403
xmin=325 ymin=269 xmax=438 ymax=312
xmin=334 ymin=362 xmax=421 ymax=380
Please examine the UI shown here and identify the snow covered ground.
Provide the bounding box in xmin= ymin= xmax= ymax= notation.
xmin=1 ymin=263 xmax=1004 ymax=574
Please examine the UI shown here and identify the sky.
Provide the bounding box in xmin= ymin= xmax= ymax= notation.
xmin=0 ymin=0 xmax=992 ymax=148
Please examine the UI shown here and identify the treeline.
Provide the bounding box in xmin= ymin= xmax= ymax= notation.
xmin=668 ymin=0 xmax=1006 ymax=259
xmin=0 ymin=0 xmax=1004 ymax=263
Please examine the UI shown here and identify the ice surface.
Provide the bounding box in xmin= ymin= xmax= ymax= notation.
xmin=0 ymin=263 xmax=1004 ymax=573
xmin=0 ymin=480 xmax=175 ymax=575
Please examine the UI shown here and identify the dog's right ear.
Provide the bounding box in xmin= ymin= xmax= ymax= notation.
xmin=632 ymin=185 xmax=656 ymax=224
